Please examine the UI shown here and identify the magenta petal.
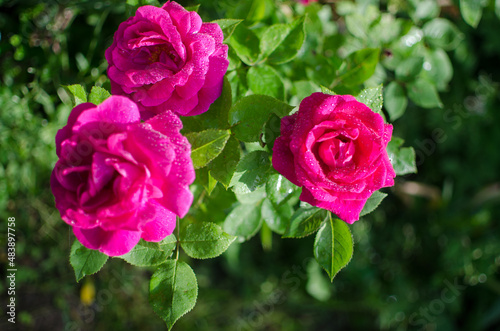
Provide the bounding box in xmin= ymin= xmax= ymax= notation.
xmin=74 ymin=96 xmax=140 ymax=131
xmin=55 ymin=103 xmax=95 ymax=157
xmin=300 ymin=188 xmax=365 ymax=224
xmin=159 ymin=184 xmax=193 ymax=218
xmin=140 ymin=202 xmax=176 ymax=242
xmin=272 ymin=136 xmax=300 ymax=186
xmin=73 ymin=226 xmax=141 ymax=256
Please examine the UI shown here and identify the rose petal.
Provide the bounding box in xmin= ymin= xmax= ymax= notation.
xmin=140 ymin=201 xmax=177 ymax=241
xmin=73 ymin=226 xmax=141 ymax=256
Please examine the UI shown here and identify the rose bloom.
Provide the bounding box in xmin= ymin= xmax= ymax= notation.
xmin=272 ymin=93 xmax=396 ymax=224
xmin=51 ymin=96 xmax=194 ymax=256
xmin=105 ymin=1 xmax=229 ymax=119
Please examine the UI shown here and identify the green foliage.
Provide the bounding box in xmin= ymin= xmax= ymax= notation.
xmin=262 ymin=16 xmax=306 ymax=64
xmin=229 ymin=24 xmax=261 ymax=66
xmin=283 ymin=206 xmax=328 ymax=238
xmin=119 ymin=240 xmax=173 ymax=267
xmin=229 ymin=151 xmax=272 ymax=194
xmin=180 ymin=222 xmax=236 ymax=259
xmin=207 ymin=136 xmax=241 ymax=188
xmin=229 ymin=94 xmax=293 ymax=142
xmin=356 ymin=85 xmax=384 ymax=119
xmin=313 ymin=215 xmax=354 ymax=282
xmin=337 ymin=48 xmax=380 ymax=86
xmin=387 ymin=137 xmax=418 ymax=175
xmin=384 ymin=81 xmax=407 ymax=121
xmin=359 ymin=191 xmax=388 ymax=217
xmin=223 ymin=202 xmax=263 ymax=240
xmin=213 ymin=19 xmax=243 ymax=41
xmin=65 ymin=84 xmax=87 ymax=105
xmin=261 ymin=198 xmax=292 ymax=234
xmin=88 ymin=86 xmax=111 ymax=105
xmin=149 ymin=260 xmax=198 ymax=331
xmin=247 ymin=65 xmax=285 ymax=99
xmin=266 ymin=173 xmax=299 ymax=206
xmin=69 ymin=240 xmax=108 ymax=282
xmin=185 ymin=129 xmax=231 ymax=169
xmin=460 ymin=0 xmax=484 ymax=27
xmin=407 ymin=77 xmax=443 ymax=108
xmin=423 ymin=18 xmax=463 ymax=51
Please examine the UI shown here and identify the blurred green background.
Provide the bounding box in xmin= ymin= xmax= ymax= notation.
xmin=1 ymin=0 xmax=500 ymax=330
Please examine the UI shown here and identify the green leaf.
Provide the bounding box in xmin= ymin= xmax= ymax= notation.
xmin=195 ymin=167 xmax=217 ymax=195
xmin=207 ymin=136 xmax=241 ymax=188
xmin=229 ymin=151 xmax=271 ymax=194
xmin=422 ymin=18 xmax=463 ymax=51
xmin=227 ymin=69 xmax=248 ymax=103
xmin=213 ymin=19 xmax=243 ymax=42
xmin=229 ymin=24 xmax=260 ymax=66
xmin=149 ymin=260 xmax=198 ymax=331
xmin=360 ymin=191 xmax=388 ymax=217
xmin=88 ymin=86 xmax=111 ymax=105
xmin=119 ymin=240 xmax=170 ymax=267
xmin=268 ymin=16 xmax=306 ymax=64
xmin=496 ymin=0 xmax=500 ymax=19
xmin=407 ymin=78 xmax=443 ymax=109
xmin=459 ymin=0 xmax=483 ymax=28
xmin=186 ymin=129 xmax=231 ymax=169
xmin=261 ymin=198 xmax=293 ymax=235
xmin=306 ymin=259 xmax=332 ymax=302
xmin=292 ymin=80 xmax=321 ymax=102
xmin=395 ymin=57 xmax=423 ymax=82
xmin=384 ymin=81 xmax=408 ymax=121
xmin=422 ymin=48 xmax=453 ymax=91
xmin=408 ymin=0 xmax=440 ymax=22
xmin=69 ymin=240 xmax=108 ymax=282
xmin=182 ymin=76 xmax=232 ymax=133
xmin=241 ymin=0 xmax=274 ymax=22
xmin=180 ymin=222 xmax=236 ymax=259
xmin=266 ymin=173 xmax=298 ymax=207
xmin=262 ymin=113 xmax=282 ymax=150
xmin=247 ymin=65 xmax=285 ymax=100
xmin=184 ymin=4 xmax=200 ymax=12
xmin=260 ymin=16 xmax=306 ymax=64
xmin=387 ymin=137 xmax=417 ymax=175
xmin=223 ymin=202 xmax=263 ymax=240
xmin=338 ymin=48 xmax=380 ymax=86
xmin=229 ymin=95 xmax=293 ymax=142
xmin=313 ymin=216 xmax=353 ymax=282
xmin=235 ymin=186 xmax=266 ymax=205
xmin=356 ymin=85 xmax=385 ymax=119
xmin=259 ymin=23 xmax=290 ymax=59
xmin=283 ymin=206 xmax=328 ymax=238
xmin=320 ymin=86 xmax=336 ymax=95
xmin=159 ymin=234 xmax=177 ymax=254
xmin=306 ymin=56 xmax=340 ymax=88
xmin=65 ymin=84 xmax=87 ymax=106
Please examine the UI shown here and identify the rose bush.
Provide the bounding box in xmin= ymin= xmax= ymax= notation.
xmin=51 ymin=96 xmax=195 ymax=256
xmin=105 ymin=1 xmax=228 ymax=119
xmin=272 ymin=93 xmax=396 ymax=224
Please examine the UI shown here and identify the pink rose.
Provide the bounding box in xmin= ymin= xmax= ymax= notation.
xmin=272 ymin=93 xmax=396 ymax=224
xmin=105 ymin=1 xmax=229 ymax=119
xmin=51 ymin=96 xmax=194 ymax=256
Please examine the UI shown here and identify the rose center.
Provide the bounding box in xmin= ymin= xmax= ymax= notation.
xmin=147 ymin=43 xmax=182 ymax=71
xmin=317 ymin=136 xmax=355 ymax=168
